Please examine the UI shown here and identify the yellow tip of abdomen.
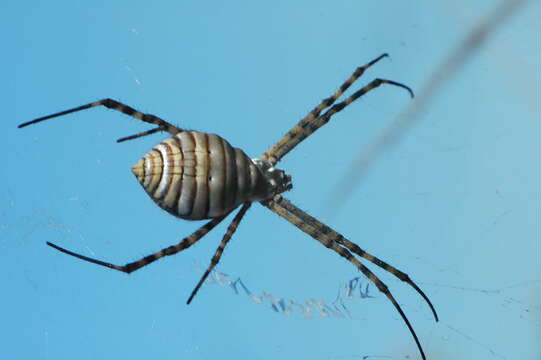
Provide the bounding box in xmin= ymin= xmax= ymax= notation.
xmin=132 ymin=158 xmax=145 ymax=182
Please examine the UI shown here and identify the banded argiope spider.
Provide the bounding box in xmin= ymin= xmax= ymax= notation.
xmin=19 ymin=54 xmax=438 ymax=360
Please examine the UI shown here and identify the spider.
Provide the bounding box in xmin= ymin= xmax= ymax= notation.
xmin=19 ymin=54 xmax=438 ymax=360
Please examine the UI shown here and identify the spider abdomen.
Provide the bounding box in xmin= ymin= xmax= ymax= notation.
xmin=131 ymin=130 xmax=269 ymax=220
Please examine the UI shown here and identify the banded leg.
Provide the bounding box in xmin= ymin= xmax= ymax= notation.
xmin=46 ymin=213 xmax=230 ymax=274
xmin=332 ymin=235 xmax=437 ymax=320
xmin=263 ymin=54 xmax=396 ymax=165
xmin=116 ymin=127 xmax=163 ymax=143
xmin=187 ymin=202 xmax=252 ymax=304
xmin=308 ymin=78 xmax=413 ymax=136
xmin=262 ymin=195 xmax=436 ymax=360
xmin=263 ymin=195 xmax=436 ymax=320
xmin=18 ymin=98 xmax=182 ymax=138
xmin=305 ymin=210 xmax=437 ymax=321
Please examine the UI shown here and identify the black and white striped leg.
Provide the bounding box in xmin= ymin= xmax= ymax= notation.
xmin=18 ymin=98 xmax=182 ymax=136
xmin=187 ymin=202 xmax=252 ymax=304
xmin=46 ymin=213 xmax=229 ymax=274
xmin=263 ymin=54 xmax=392 ymax=164
xmin=262 ymin=195 xmax=434 ymax=360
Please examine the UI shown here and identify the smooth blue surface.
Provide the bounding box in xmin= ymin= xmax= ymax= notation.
xmin=3 ymin=1 xmax=540 ymax=359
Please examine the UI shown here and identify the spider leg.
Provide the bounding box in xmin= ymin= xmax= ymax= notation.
xmin=311 ymin=78 xmax=413 ymax=132
xmin=46 ymin=213 xmax=229 ymax=274
xmin=265 ymin=194 xmax=436 ymax=320
xmin=18 ymin=98 xmax=182 ymax=136
xmin=265 ymin=77 xmax=413 ymax=164
xmin=286 ymin=196 xmax=437 ymax=321
xmin=262 ymin=195 xmax=433 ymax=360
xmin=187 ymin=202 xmax=251 ymax=304
xmin=332 ymin=235 xmax=438 ymax=321
xmin=116 ymin=127 xmax=162 ymax=143
xmin=263 ymin=54 xmax=406 ymax=165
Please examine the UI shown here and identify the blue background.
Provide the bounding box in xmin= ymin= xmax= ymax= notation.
xmin=3 ymin=1 xmax=540 ymax=359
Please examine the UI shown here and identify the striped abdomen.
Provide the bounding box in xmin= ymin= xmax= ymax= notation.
xmin=131 ymin=131 xmax=271 ymax=220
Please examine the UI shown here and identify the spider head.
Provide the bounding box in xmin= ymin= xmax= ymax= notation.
xmin=251 ymin=157 xmax=293 ymax=198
